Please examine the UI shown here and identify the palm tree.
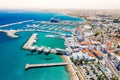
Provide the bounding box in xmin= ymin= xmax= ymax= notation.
xmin=74 ymin=59 xmax=80 ymax=65
xmin=79 ymin=58 xmax=84 ymax=65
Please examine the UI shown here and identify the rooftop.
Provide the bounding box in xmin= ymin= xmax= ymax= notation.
xmin=82 ymin=48 xmax=96 ymax=57
xmin=79 ymin=41 xmax=92 ymax=45
xmin=91 ymin=48 xmax=102 ymax=57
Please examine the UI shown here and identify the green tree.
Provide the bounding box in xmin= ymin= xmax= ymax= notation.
xmin=74 ymin=59 xmax=80 ymax=65
xmin=94 ymin=32 xmax=99 ymax=36
xmin=111 ymin=76 xmax=118 ymax=80
xmin=98 ymin=74 xmax=103 ymax=80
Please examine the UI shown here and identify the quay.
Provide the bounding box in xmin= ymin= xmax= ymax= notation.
xmin=45 ymin=34 xmax=64 ymax=39
xmin=25 ymin=62 xmax=69 ymax=70
xmin=23 ymin=33 xmax=38 ymax=50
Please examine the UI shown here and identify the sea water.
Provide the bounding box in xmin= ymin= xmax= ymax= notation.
xmin=0 ymin=10 xmax=84 ymax=80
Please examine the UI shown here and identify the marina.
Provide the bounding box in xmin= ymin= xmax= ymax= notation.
xmin=0 ymin=11 xmax=83 ymax=80
xmin=22 ymin=33 xmax=68 ymax=55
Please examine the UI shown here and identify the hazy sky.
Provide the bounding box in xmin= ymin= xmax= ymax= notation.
xmin=0 ymin=0 xmax=120 ymax=9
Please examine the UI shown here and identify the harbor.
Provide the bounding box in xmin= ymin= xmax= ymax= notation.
xmin=22 ymin=33 xmax=69 ymax=55
xmin=22 ymin=33 xmax=38 ymax=50
xmin=0 ymin=11 xmax=84 ymax=80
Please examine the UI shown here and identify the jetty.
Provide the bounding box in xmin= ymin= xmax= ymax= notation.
xmin=23 ymin=33 xmax=38 ymax=50
xmin=25 ymin=62 xmax=69 ymax=70
xmin=0 ymin=30 xmax=20 ymax=38
xmin=0 ymin=20 xmax=34 ymax=28
xmin=45 ymin=34 xmax=64 ymax=39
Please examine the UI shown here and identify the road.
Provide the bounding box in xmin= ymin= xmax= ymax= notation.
xmin=97 ymin=47 xmax=120 ymax=79
xmin=103 ymin=55 xmax=120 ymax=79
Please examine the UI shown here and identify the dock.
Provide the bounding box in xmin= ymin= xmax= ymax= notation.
xmin=45 ymin=34 xmax=64 ymax=39
xmin=22 ymin=33 xmax=68 ymax=55
xmin=25 ymin=62 xmax=69 ymax=70
xmin=23 ymin=33 xmax=38 ymax=50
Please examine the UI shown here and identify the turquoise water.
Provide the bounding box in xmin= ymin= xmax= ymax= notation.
xmin=0 ymin=32 xmax=69 ymax=80
xmin=0 ymin=11 xmax=84 ymax=80
xmin=35 ymin=32 xmax=65 ymax=49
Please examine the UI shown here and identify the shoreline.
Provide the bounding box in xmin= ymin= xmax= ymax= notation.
xmin=61 ymin=55 xmax=79 ymax=80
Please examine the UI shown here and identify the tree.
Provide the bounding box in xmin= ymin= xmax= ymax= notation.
xmin=79 ymin=58 xmax=84 ymax=65
xmin=98 ymin=74 xmax=103 ymax=80
xmin=94 ymin=32 xmax=99 ymax=36
xmin=97 ymin=60 xmax=100 ymax=64
xmin=74 ymin=59 xmax=80 ymax=65
xmin=111 ymin=76 xmax=118 ymax=80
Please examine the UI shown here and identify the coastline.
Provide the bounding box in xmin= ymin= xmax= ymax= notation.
xmin=61 ymin=55 xmax=79 ymax=80
xmin=61 ymin=55 xmax=87 ymax=80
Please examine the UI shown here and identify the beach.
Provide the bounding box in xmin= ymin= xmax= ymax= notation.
xmin=61 ymin=55 xmax=86 ymax=80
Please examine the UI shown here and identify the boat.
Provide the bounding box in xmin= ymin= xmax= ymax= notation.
xmin=45 ymin=48 xmax=51 ymax=55
xmin=31 ymin=46 xmax=37 ymax=53
xmin=50 ymin=18 xmax=60 ymax=23
xmin=36 ymin=46 xmax=44 ymax=54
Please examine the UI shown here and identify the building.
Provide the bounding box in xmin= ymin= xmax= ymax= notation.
xmin=108 ymin=53 xmax=120 ymax=72
xmin=83 ymin=25 xmax=92 ymax=29
xmin=90 ymin=48 xmax=103 ymax=59
xmin=82 ymin=48 xmax=96 ymax=58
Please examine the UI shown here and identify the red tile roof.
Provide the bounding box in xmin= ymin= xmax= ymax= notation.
xmin=82 ymin=48 xmax=96 ymax=57
xmin=79 ymin=41 xmax=92 ymax=45
xmin=105 ymin=48 xmax=115 ymax=53
xmin=91 ymin=48 xmax=102 ymax=57
xmin=106 ymin=41 xmax=112 ymax=48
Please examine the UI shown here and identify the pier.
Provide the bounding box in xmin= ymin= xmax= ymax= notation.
xmin=45 ymin=34 xmax=64 ymax=39
xmin=25 ymin=62 xmax=69 ymax=70
xmin=23 ymin=33 xmax=38 ymax=50
xmin=0 ymin=20 xmax=34 ymax=28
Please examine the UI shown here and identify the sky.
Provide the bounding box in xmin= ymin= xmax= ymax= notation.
xmin=0 ymin=0 xmax=120 ymax=9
